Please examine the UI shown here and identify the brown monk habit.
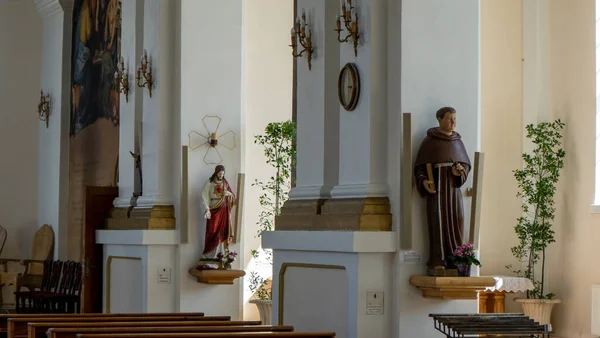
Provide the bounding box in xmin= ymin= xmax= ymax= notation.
xmin=414 ymin=127 xmax=471 ymax=269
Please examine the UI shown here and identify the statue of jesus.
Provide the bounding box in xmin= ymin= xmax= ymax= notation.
xmin=201 ymin=165 xmax=236 ymax=260
xmin=413 ymin=107 xmax=471 ymax=274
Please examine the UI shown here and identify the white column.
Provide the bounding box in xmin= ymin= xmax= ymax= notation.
xmin=330 ymin=0 xmax=389 ymax=199
xmin=113 ymin=0 xmax=145 ymax=208
xmin=35 ymin=0 xmax=74 ymax=259
xmin=289 ymin=0 xmax=340 ymax=200
xmin=136 ymin=0 xmax=175 ymax=208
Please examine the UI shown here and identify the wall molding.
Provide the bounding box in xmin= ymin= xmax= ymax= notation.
xmin=34 ymin=0 xmax=74 ymax=18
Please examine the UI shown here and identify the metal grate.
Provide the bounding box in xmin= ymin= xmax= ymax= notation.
xmin=430 ymin=313 xmax=551 ymax=338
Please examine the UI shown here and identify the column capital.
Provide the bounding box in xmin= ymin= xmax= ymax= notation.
xmin=35 ymin=0 xmax=74 ymax=18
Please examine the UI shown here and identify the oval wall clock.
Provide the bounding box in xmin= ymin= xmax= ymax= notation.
xmin=338 ymin=62 xmax=360 ymax=111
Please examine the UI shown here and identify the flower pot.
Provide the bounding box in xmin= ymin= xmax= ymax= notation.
xmin=457 ymin=264 xmax=471 ymax=276
xmin=249 ymin=299 xmax=272 ymax=325
xmin=516 ymin=298 xmax=561 ymax=331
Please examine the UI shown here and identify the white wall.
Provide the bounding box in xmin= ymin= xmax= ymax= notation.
xmin=241 ymin=0 xmax=293 ymax=320
xmin=0 ymin=1 xmax=42 ymax=263
xmin=478 ymin=0 xmax=523 ymax=285
xmin=396 ymin=1 xmax=480 ymax=337
xmin=179 ymin=0 xmax=244 ymax=317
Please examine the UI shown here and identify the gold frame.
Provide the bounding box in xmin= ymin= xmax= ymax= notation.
xmin=338 ymin=63 xmax=360 ymax=111
xmin=277 ymin=262 xmax=346 ymax=325
xmin=105 ymin=255 xmax=142 ymax=313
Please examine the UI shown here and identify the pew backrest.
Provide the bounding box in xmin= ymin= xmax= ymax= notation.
xmin=0 ymin=313 xmax=205 ymax=333
xmin=76 ymin=334 xmax=336 ymax=338
xmin=48 ymin=326 xmax=294 ymax=338
xmin=8 ymin=316 xmax=222 ymax=338
xmin=27 ymin=321 xmax=260 ymax=338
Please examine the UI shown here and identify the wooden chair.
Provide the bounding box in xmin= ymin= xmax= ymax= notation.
xmin=1 ymin=224 xmax=54 ymax=298
xmin=14 ymin=260 xmax=62 ymax=313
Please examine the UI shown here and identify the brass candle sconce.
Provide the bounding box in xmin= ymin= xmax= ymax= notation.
xmin=335 ymin=0 xmax=360 ymax=57
xmin=136 ymin=49 xmax=153 ymax=97
xmin=290 ymin=9 xmax=314 ymax=70
xmin=114 ymin=56 xmax=130 ymax=102
xmin=37 ymin=90 xmax=50 ymax=128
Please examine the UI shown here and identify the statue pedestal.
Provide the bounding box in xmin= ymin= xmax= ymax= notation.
xmin=188 ymin=268 xmax=245 ymax=285
xmin=262 ymin=230 xmax=397 ymax=338
xmin=409 ymin=276 xmax=496 ymax=300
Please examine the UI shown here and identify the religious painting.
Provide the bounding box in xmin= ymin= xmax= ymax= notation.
xmin=71 ymin=0 xmax=121 ymax=136
xmin=67 ymin=0 xmax=121 ymax=261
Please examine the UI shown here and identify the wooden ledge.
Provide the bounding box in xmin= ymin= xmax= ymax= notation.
xmin=410 ymin=275 xmax=495 ymax=300
xmin=188 ymin=268 xmax=246 ymax=285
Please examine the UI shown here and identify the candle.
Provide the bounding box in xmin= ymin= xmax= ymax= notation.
xmin=336 ymin=15 xmax=341 ymax=30
xmin=290 ymin=28 xmax=295 ymax=36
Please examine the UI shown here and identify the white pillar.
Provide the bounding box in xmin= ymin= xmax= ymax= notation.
xmin=35 ymin=0 xmax=75 ymax=260
xmin=330 ymin=0 xmax=389 ymax=199
xmin=113 ymin=0 xmax=145 ymax=208
xmin=135 ymin=0 xmax=176 ymax=208
xmin=289 ymin=0 xmax=340 ymax=200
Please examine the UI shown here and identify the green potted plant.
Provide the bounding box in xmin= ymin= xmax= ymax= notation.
xmin=508 ymin=119 xmax=565 ymax=329
xmin=248 ymin=120 xmax=296 ymax=324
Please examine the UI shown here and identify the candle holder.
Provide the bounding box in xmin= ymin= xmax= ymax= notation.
xmin=37 ymin=90 xmax=50 ymax=128
xmin=136 ymin=50 xmax=153 ymax=97
xmin=335 ymin=0 xmax=360 ymax=57
xmin=290 ymin=9 xmax=314 ymax=70
xmin=114 ymin=56 xmax=129 ymax=102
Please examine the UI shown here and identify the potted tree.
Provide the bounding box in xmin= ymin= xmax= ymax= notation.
xmin=248 ymin=120 xmax=296 ymax=325
xmin=508 ymin=120 xmax=565 ymax=329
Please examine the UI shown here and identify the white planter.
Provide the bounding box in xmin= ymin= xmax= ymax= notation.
xmin=250 ymin=299 xmax=272 ymax=325
xmin=516 ymin=298 xmax=561 ymax=331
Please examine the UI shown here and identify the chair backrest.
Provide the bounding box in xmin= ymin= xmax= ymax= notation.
xmin=30 ymin=224 xmax=54 ymax=274
xmin=0 ymin=225 xmax=7 ymax=256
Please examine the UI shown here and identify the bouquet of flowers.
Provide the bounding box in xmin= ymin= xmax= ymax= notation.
xmin=217 ymin=250 xmax=237 ymax=270
xmin=448 ymin=243 xmax=481 ymax=276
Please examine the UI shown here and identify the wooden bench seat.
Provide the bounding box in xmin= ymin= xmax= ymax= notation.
xmin=0 ymin=312 xmax=205 ymax=333
xmin=30 ymin=321 xmax=262 ymax=338
xmin=47 ymin=325 xmax=293 ymax=338
xmin=9 ymin=315 xmax=224 ymax=338
xmin=75 ymin=333 xmax=336 ymax=338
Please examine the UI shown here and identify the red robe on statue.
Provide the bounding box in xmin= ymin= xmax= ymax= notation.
xmin=203 ymin=179 xmax=235 ymax=256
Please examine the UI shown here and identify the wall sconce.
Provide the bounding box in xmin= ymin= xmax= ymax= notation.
xmin=37 ymin=90 xmax=50 ymax=128
xmin=336 ymin=0 xmax=360 ymax=57
xmin=114 ymin=56 xmax=129 ymax=102
xmin=136 ymin=50 xmax=153 ymax=98
xmin=290 ymin=9 xmax=314 ymax=70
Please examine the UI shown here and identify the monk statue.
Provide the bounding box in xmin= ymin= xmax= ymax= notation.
xmin=414 ymin=106 xmax=471 ymax=275
xmin=200 ymin=165 xmax=236 ymax=262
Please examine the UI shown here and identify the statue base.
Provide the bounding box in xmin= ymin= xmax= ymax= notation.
xmin=188 ymin=267 xmax=245 ymax=285
xmin=428 ymin=268 xmax=458 ymax=276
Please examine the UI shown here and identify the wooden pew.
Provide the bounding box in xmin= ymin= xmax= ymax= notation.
xmin=32 ymin=321 xmax=261 ymax=338
xmin=0 ymin=313 xmax=205 ymax=333
xmin=9 ymin=316 xmax=226 ymax=338
xmin=47 ymin=326 xmax=293 ymax=338
xmin=76 ymin=334 xmax=336 ymax=338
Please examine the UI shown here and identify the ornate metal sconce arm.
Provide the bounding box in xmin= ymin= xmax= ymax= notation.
xmin=136 ymin=50 xmax=153 ymax=97
xmin=290 ymin=10 xmax=314 ymax=70
xmin=114 ymin=56 xmax=130 ymax=103
xmin=335 ymin=0 xmax=360 ymax=57
xmin=37 ymin=90 xmax=50 ymax=128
